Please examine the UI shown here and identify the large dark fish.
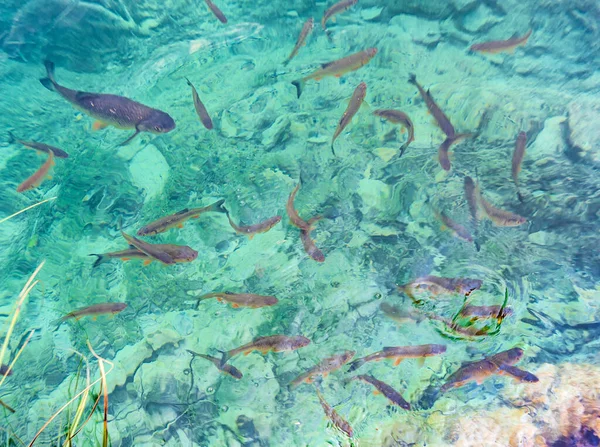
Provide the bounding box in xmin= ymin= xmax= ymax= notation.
xmin=39 ymin=61 xmax=175 ymax=145
xmin=9 ymin=132 xmax=69 ymax=158
xmin=408 ymin=73 xmax=456 ymax=138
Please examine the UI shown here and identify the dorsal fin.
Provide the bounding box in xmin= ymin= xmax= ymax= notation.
xmin=321 ymin=61 xmax=335 ymax=69
xmin=175 ymin=208 xmax=189 ymax=215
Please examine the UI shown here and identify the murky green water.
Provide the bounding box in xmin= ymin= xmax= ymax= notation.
xmin=1 ymin=0 xmax=599 ymax=446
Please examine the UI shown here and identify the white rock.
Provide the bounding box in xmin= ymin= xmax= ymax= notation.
xmin=528 ymin=116 xmax=567 ymax=160
xmin=129 ymin=144 xmax=169 ymax=200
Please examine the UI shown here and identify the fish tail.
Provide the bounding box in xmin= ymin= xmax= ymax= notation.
xmin=347 ymin=359 xmax=364 ymax=372
xmin=184 ymin=77 xmax=193 ymax=87
xmin=7 ymin=131 xmax=16 ymax=144
xmin=216 ymin=349 xmax=230 ymax=367
xmin=208 ymin=199 xmax=227 ymax=214
xmin=398 ymin=141 xmax=409 ymax=158
xmin=89 ymin=254 xmax=107 ymax=268
xmin=331 ymin=142 xmax=336 ymax=156
xmin=292 ymin=79 xmax=304 ymax=98
xmin=408 ymin=73 xmax=417 ymax=85
xmin=40 ymin=60 xmax=57 ymax=92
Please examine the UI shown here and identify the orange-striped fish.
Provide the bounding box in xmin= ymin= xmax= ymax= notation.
xmin=300 ymin=225 xmax=325 ymax=262
xmin=348 ymin=344 xmax=446 ymax=371
xmin=60 ymin=302 xmax=127 ymax=322
xmin=17 ymin=152 xmax=54 ymax=193
xmin=285 ymin=18 xmax=314 ymax=65
xmin=137 ymin=199 xmax=227 ymax=236
xmin=90 ymin=245 xmax=197 ymax=268
xmin=321 ymin=0 xmax=358 ymax=31
xmin=204 ymin=0 xmax=227 ymax=23
xmin=459 ymin=305 xmax=513 ymax=321
xmin=221 ymin=335 xmax=310 ymax=364
xmin=315 ymin=387 xmax=353 ymax=437
xmin=408 ymin=73 xmax=456 ymax=138
xmin=347 ymin=374 xmax=411 ymax=410
xmin=292 ymin=48 xmax=377 ymax=98
xmin=121 ymin=231 xmax=197 ymax=265
xmin=476 ymin=186 xmax=526 ymax=227
xmin=331 ymin=82 xmax=367 ymax=155
xmin=373 ymin=109 xmax=414 ymax=157
xmin=435 ymin=210 xmax=473 ymax=243
xmin=197 ymin=292 xmax=278 ymax=309
xmin=286 ymin=184 xmax=311 ymax=230
xmin=290 ymin=350 xmax=355 ymax=388
xmin=188 ymin=350 xmax=243 ymax=379
xmin=512 ymin=131 xmax=527 ymax=187
xmin=438 ymin=133 xmax=471 ymax=171
xmin=186 ymin=78 xmax=213 ymax=130
xmin=226 ymin=213 xmax=282 ymax=239
xmin=470 ymin=30 xmax=532 ymax=54
xmin=398 ymin=276 xmax=483 ymax=300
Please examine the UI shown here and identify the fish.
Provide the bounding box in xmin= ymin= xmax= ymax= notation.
xmin=291 ymin=48 xmax=377 ymax=98
xmin=315 ymin=387 xmax=353 ymax=438
xmin=221 ymin=335 xmax=310 ymax=364
xmin=286 ymin=184 xmax=312 ymax=230
xmin=459 ymin=305 xmax=513 ymax=321
xmin=121 ymin=231 xmax=179 ymax=265
xmin=226 ymin=214 xmax=282 ymax=239
xmin=430 ymin=314 xmax=493 ymax=337
xmin=487 ymin=347 xmax=524 ymax=366
xmin=380 ymin=302 xmax=425 ymax=324
xmin=372 ymin=109 xmax=414 ymax=157
xmin=290 ymin=350 xmax=355 ymax=388
xmin=470 ymin=29 xmax=532 ymax=54
xmin=0 ymin=365 xmax=13 ymax=377
xmin=188 ymin=350 xmax=243 ymax=379
xmin=463 ymin=176 xmax=480 ymax=224
xmin=398 ymin=276 xmax=483 ymax=300
xmin=348 ymin=344 xmax=446 ymax=371
xmin=186 ymin=78 xmax=213 ymax=130
xmin=204 ymin=0 xmax=228 ymax=23
xmin=347 ymin=375 xmax=411 ymax=410
xmin=39 ymin=60 xmax=175 ymax=145
xmin=476 ymin=187 xmax=527 ymax=227
xmin=438 ymin=133 xmax=471 ymax=171
xmin=285 ymin=18 xmax=314 ymax=65
xmin=408 ymin=73 xmax=456 ymax=138
xmin=331 ymin=82 xmax=367 ymax=155
xmin=512 ymin=131 xmax=527 ymax=187
xmin=300 ymin=220 xmax=325 ymax=262
xmin=8 ymin=132 xmax=69 ymax=158
xmin=89 ymin=245 xmax=197 ymax=268
xmin=137 ymin=199 xmax=227 ymax=236
xmin=197 ymin=292 xmax=278 ymax=309
xmin=435 ymin=210 xmax=473 ymax=242
xmin=496 ymin=364 xmax=539 ymax=383
xmin=60 ymin=302 xmax=127 ymax=322
xmin=321 ymin=0 xmax=358 ymax=30
xmin=17 ymin=152 xmax=54 ymax=193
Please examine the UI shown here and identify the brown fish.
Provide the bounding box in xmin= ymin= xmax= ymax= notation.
xmin=512 ymin=131 xmax=527 ymax=187
xmin=476 ymin=187 xmax=527 ymax=227
xmin=90 ymin=245 xmax=197 ymax=268
xmin=348 ymin=344 xmax=446 ymax=371
xmin=40 ymin=61 xmax=175 ymax=146
xmin=438 ymin=133 xmax=471 ymax=171
xmin=286 ymin=184 xmax=311 ymax=230
xmin=487 ymin=347 xmax=524 ymax=366
xmin=197 ymin=292 xmax=278 ymax=309
xmin=459 ymin=305 xmax=513 ymax=321
xmin=204 ymin=0 xmax=227 ymax=23
xmin=60 ymin=302 xmax=127 ymax=322
xmin=496 ymin=364 xmax=539 ymax=383
xmin=435 ymin=210 xmax=473 ymax=243
xmin=348 ymin=375 xmax=411 ymax=410
xmin=470 ymin=30 xmax=532 ymax=54
xmin=227 ymin=213 xmax=282 ymax=239
xmin=121 ymin=231 xmax=182 ymax=265
xmin=137 ymin=199 xmax=227 ymax=236
xmin=430 ymin=314 xmax=492 ymax=337
xmin=17 ymin=151 xmax=54 ymax=193
xmin=408 ymin=73 xmax=456 ymax=138
xmin=290 ymin=350 xmax=355 ymax=388
xmin=292 ymin=48 xmax=377 ymax=98
xmin=464 ymin=176 xmax=480 ymax=224
xmin=186 ymin=78 xmax=213 ymax=130
xmin=373 ymin=109 xmax=414 ymax=157
xmin=331 ymin=82 xmax=367 ymax=155
xmin=380 ymin=302 xmax=425 ymax=325
xmin=221 ymin=335 xmax=310 ymax=364
xmin=398 ymin=276 xmax=483 ymax=300
xmin=321 ymin=0 xmax=357 ymax=30
xmin=315 ymin=387 xmax=353 ymax=438
xmin=188 ymin=350 xmax=243 ymax=379
xmin=300 ymin=218 xmax=325 ymax=262
xmin=285 ymin=18 xmax=314 ymax=65
xmin=9 ymin=132 xmax=69 ymax=158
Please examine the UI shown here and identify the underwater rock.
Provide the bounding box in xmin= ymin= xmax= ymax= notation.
xmin=108 ymin=342 xmax=154 ymax=394
xmin=528 ymin=116 xmax=567 ymax=161
xmin=459 ymin=4 xmax=502 ymax=33
xmin=450 ymin=0 xmax=481 ymax=12
xmin=261 ymin=115 xmax=291 ymax=150
xmin=133 ymin=354 xmax=191 ymax=403
xmin=373 ymin=0 xmax=453 ymax=19
xmin=528 ymin=231 xmax=556 ymax=246
xmin=391 ymin=14 xmax=441 ymax=46
xmin=357 ymin=178 xmax=391 ymax=217
xmin=566 ymin=99 xmax=600 ymax=165
xmin=129 ymin=144 xmax=169 ymax=201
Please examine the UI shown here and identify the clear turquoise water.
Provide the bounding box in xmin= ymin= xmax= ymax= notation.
xmin=1 ymin=0 xmax=600 ymax=446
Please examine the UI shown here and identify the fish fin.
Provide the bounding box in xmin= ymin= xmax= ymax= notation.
xmin=232 ymin=303 xmax=240 ymax=308
xmin=334 ymin=74 xmax=342 ymax=78
xmin=321 ymin=61 xmax=334 ymax=69
xmin=417 ymin=358 xmax=425 ymax=367
xmin=248 ymin=234 xmax=254 ymax=240
xmin=39 ymin=60 xmax=57 ymax=91
xmin=305 ymin=377 xmax=313 ymax=383
xmin=177 ymin=223 xmax=184 ymax=229
xmin=89 ymin=254 xmax=106 ymax=268
xmin=175 ymin=208 xmax=190 ymax=215
xmin=121 ymin=257 xmax=131 ymax=262
xmin=323 ymin=372 xmax=329 ymax=378
xmin=143 ymin=259 xmax=152 ymax=266
xmin=314 ymin=76 xmax=322 ymax=81
xmin=118 ymin=129 xmax=140 ymax=146
xmin=373 ymin=390 xmax=381 ymax=395
xmin=93 ymin=120 xmax=109 ymax=131
xmin=7 ymin=132 xmax=16 ymax=144
xmin=40 ymin=78 xmax=55 ymax=92
xmin=243 ymin=350 xmax=252 ymax=356
xmin=191 ymin=215 xmax=200 ymax=219
xmin=331 ymin=142 xmax=336 ymax=156
xmin=46 ymin=175 xmax=53 ymax=180
xmin=292 ymin=80 xmax=304 ymax=98
xmin=408 ymin=73 xmax=417 ymax=85
xmin=92 ymin=316 xmax=97 ymax=321
xmin=217 ymin=297 xmax=223 ymax=302
xmin=209 ymin=199 xmax=227 ymax=214
xmin=393 ymin=358 xmax=403 ymax=367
